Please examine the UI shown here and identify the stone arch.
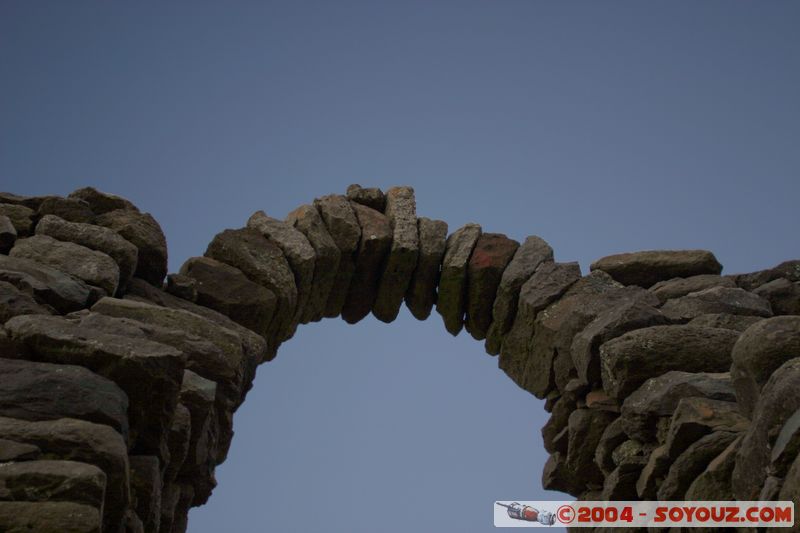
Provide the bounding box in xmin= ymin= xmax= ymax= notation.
xmin=0 ymin=185 xmax=798 ymax=532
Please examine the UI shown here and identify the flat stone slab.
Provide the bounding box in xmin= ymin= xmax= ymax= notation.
xmin=342 ymin=202 xmax=392 ymax=324
xmin=0 ymin=255 xmax=93 ymax=314
xmin=405 ymin=217 xmax=447 ymax=321
xmin=36 ymin=214 xmax=139 ymax=290
xmin=590 ymin=249 xmax=723 ymax=288
xmin=313 ymin=194 xmax=360 ymax=318
xmin=0 ymin=459 xmax=107 ymax=510
xmin=205 ymin=227 xmax=297 ymax=343
xmin=464 ymin=233 xmax=519 ymax=340
xmin=660 ymin=286 xmax=772 ymax=322
xmin=346 ymin=183 xmax=385 ymax=212
xmin=95 ymin=209 xmax=168 ymax=287
xmin=649 ymin=274 xmax=735 ymax=303
xmin=0 ymin=501 xmax=102 ymax=533
xmin=373 ymin=186 xmax=419 ymax=323
xmin=286 ymin=204 xmax=341 ymax=323
xmin=436 ymin=223 xmax=481 ymax=335
xmin=485 ymin=235 xmax=553 ymax=355
xmin=10 ymin=235 xmax=120 ymax=297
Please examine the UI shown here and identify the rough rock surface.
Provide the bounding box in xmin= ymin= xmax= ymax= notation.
xmin=405 ymin=217 xmax=448 ymax=320
xmin=590 ymin=249 xmax=723 ymax=288
xmin=69 ymin=186 xmax=140 ymax=214
xmin=0 ymin=214 xmax=16 ymax=253
xmin=0 ymin=501 xmax=102 ymax=533
xmin=464 ymin=233 xmax=519 ymax=340
xmin=95 ymin=209 xmax=167 ymax=287
xmin=346 ymin=184 xmax=385 ymax=212
xmin=436 ymin=223 xmax=481 ymax=335
xmin=0 ymin=459 xmax=106 ymax=510
xmin=0 ymin=280 xmax=54 ymax=321
xmin=659 ymin=286 xmax=772 ymax=322
xmin=373 ymin=186 xmax=419 ymax=322
xmin=0 ymin=255 xmax=93 ymax=313
xmin=0 ymin=203 xmax=35 ymax=236
xmin=313 ymin=194 xmax=360 ymax=318
xmin=36 ymin=196 xmax=95 ymax=224
xmin=649 ymin=274 xmax=736 ymax=303
xmin=753 ymin=277 xmax=800 ymax=315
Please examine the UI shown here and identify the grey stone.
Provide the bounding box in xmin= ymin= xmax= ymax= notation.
xmin=373 ymin=186 xmax=419 ymax=322
xmin=779 ymin=452 xmax=800 ymax=503
xmin=179 ymin=370 xmax=218 ymax=505
xmin=660 ymin=286 xmax=772 ymax=322
xmin=346 ymin=184 xmax=385 ymax=212
xmin=436 ymin=223 xmax=481 ymax=335
xmin=658 ymin=431 xmax=738 ymax=500
xmin=0 ymin=439 xmax=40 ymax=462
xmin=565 ymin=409 xmax=617 ymax=488
xmin=0 ymin=280 xmax=54 ymax=321
xmin=0 ymin=357 xmax=129 ymax=438
xmin=485 ymin=235 xmax=553 ymax=355
xmin=0 ymin=203 xmax=35 ymax=236
xmin=732 ymin=259 xmax=800 ymax=291
xmin=590 ymin=249 xmax=723 ymax=288
xmin=10 ymin=235 xmax=120 ymax=296
xmin=771 ymin=407 xmax=800 ymax=478
xmin=129 ymin=456 xmax=161 ymax=533
xmin=0 ymin=255 xmax=93 ymax=313
xmin=687 ymin=312 xmax=763 ymax=332
xmin=594 ymin=417 xmax=628 ymax=475
xmin=95 ymin=209 xmax=168 ymax=286
xmin=69 ymin=186 xmax=140 ymax=214
xmin=247 ymin=210 xmax=316 ymax=326
xmin=541 ymin=396 xmax=575 ymax=454
xmin=36 ymin=196 xmax=94 ymax=224
xmin=636 ymin=444 xmax=670 ymax=499
xmin=464 ymin=233 xmax=519 ymax=340
xmin=499 ymin=261 xmax=581 ymax=393
xmin=649 ymin=274 xmax=736 ymax=303
xmin=36 ymin=214 xmax=139 ymax=290
xmin=405 ymin=217 xmax=447 ymax=320
xmin=542 ymin=451 xmax=584 ymax=496
xmin=620 ymin=371 xmax=736 ymax=442
xmin=205 ymin=227 xmax=297 ymax=343
xmin=5 ymin=313 xmax=185 ymax=457
xmin=730 ymin=316 xmax=800 ymax=418
xmin=685 ymin=434 xmax=741 ymax=500
xmin=286 ymin=204 xmax=341 ymax=323
xmin=0 ymin=459 xmax=106 ymax=511
xmin=0 ymin=416 xmax=128 ymax=532
xmin=0 ymin=215 xmax=16 ymax=253
xmin=600 ymin=325 xmax=741 ymax=399
xmin=753 ymin=277 xmax=800 ymax=316
xmin=164 ymin=403 xmax=191 ymax=483
xmin=179 ymin=256 xmax=276 ymax=337
xmin=165 ymin=273 xmax=197 ymax=302
xmin=664 ymin=397 xmax=748 ymax=459
xmin=0 ymin=501 xmax=101 ymax=533
xmin=342 ymin=202 xmax=392 ymax=323
xmin=313 ymin=194 xmax=360 ymax=318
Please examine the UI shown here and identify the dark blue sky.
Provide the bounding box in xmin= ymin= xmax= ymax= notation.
xmin=2 ymin=2 xmax=798 ymax=532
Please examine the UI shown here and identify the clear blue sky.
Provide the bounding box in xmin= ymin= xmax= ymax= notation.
xmin=2 ymin=2 xmax=798 ymax=532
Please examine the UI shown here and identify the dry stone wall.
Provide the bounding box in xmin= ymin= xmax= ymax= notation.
xmin=0 ymin=185 xmax=798 ymax=532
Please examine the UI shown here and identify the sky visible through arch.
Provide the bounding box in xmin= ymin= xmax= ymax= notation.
xmin=2 ymin=1 xmax=799 ymax=532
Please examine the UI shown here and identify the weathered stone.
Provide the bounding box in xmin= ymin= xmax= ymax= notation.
xmin=0 ymin=215 xmax=16 ymax=253
xmin=36 ymin=214 xmax=139 ymax=290
xmin=687 ymin=312 xmax=763 ymax=332
xmin=0 ymin=203 xmax=35 ymax=236
xmin=541 ymin=396 xmax=575 ymax=454
xmin=649 ymin=274 xmax=736 ymax=303
xmin=730 ymin=316 xmax=800 ymax=418
xmin=664 ymin=397 xmax=748 ymax=459
xmin=594 ymin=417 xmax=628 ymax=475
xmin=160 ymin=483 xmax=182 ymax=533
xmin=436 ymin=224 xmax=481 ymax=335
xmin=168 ymin=483 xmax=194 ymax=533
xmin=732 ymin=357 xmax=800 ymax=500
xmin=753 ymin=277 xmax=800 ymax=316
xmin=165 ymin=273 xmax=197 ymax=302
xmin=69 ymin=186 xmax=140 ymax=214
xmin=611 ymin=439 xmax=649 ymax=469
xmin=129 ymin=455 xmax=161 ymax=533
xmin=0 ymin=417 xmax=128 ymax=532
xmin=565 ymin=409 xmax=617 ymax=488
xmin=124 ymin=510 xmax=144 ymax=533
xmin=95 ymin=209 xmax=168 ymax=287
xmin=620 ymin=371 xmax=736 ymax=442
xmin=205 ymin=227 xmax=297 ymax=343
xmin=179 ymin=369 xmax=218 ymax=505
xmin=10 ymin=235 xmax=120 ymax=296
xmin=0 ymin=459 xmax=106 ymax=511
xmin=685 ymin=434 xmax=741 ymax=500
xmin=247 ymin=210 xmax=315 ymax=326
xmin=600 ymin=325 xmax=740 ymax=400
xmin=733 ymin=259 xmax=800 ymax=291
xmin=602 ymin=462 xmax=643 ymax=500
xmin=346 ymin=184 xmax=385 ymax=212
xmin=571 ymin=297 xmax=667 ymax=387
xmin=636 ymin=444 xmax=670 ymax=499
xmin=373 ymin=186 xmax=419 ymax=322
xmin=286 ymin=204 xmax=341 ymax=323
xmin=660 ymin=286 xmax=772 ymax=322
xmin=0 ymin=280 xmax=54 ymax=321
xmin=341 ymin=203 xmax=392 ymax=323
xmin=658 ymin=430 xmax=738 ymax=500
xmin=590 ymin=249 xmax=722 ymax=288
xmin=0 ymin=501 xmax=101 ymax=533
xmin=464 ymin=233 xmax=519 ymax=340
xmin=771 ymin=407 xmax=800 ymax=478
xmin=542 ymin=451 xmax=584 ymax=496
xmin=499 ymin=261 xmax=581 ymax=393
xmin=485 ymin=236 xmax=553 ymax=355
xmin=164 ymin=403 xmax=191 ymax=483
xmin=5 ymin=313 xmax=185 ymax=456
xmin=779 ymin=452 xmax=800 ymax=503
xmin=0 ymin=357 xmax=129 ymax=438
xmin=36 ymin=196 xmax=94 ymax=223
xmin=0 ymin=255 xmax=93 ymax=313
xmin=0 ymin=439 xmax=40 ymax=462
xmin=313 ymin=194 xmax=360 ymax=318
xmin=405 ymin=217 xmax=448 ymax=321
xmin=179 ymin=256 xmax=276 ymax=336
xmin=584 ymin=389 xmax=619 ymax=412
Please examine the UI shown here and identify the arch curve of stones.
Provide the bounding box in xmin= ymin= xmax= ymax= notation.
xmin=0 ymin=185 xmax=798 ymax=532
